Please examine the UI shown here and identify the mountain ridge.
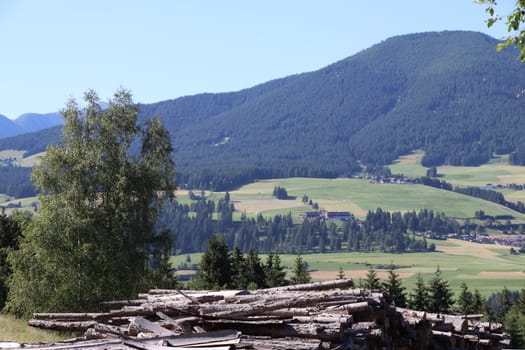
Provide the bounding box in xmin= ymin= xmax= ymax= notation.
xmin=2 ymin=30 xmax=525 ymax=191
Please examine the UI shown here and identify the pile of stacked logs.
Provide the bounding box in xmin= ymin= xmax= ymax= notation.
xmin=2 ymin=279 xmax=512 ymax=350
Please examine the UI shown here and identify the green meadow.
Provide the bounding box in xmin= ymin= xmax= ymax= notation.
xmin=172 ymin=238 xmax=525 ymax=297
xmin=225 ymin=177 xmax=525 ymax=222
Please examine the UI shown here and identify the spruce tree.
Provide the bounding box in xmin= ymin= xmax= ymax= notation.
xmin=428 ymin=267 xmax=454 ymax=314
xmin=245 ymin=248 xmax=265 ymax=289
xmin=195 ymin=235 xmax=232 ymax=289
xmin=456 ymin=281 xmax=473 ymax=315
xmin=409 ymin=274 xmax=429 ymax=311
xmin=471 ymin=288 xmax=485 ymax=314
xmin=230 ymin=247 xmax=247 ymax=289
xmin=363 ymin=267 xmax=381 ymax=290
xmin=382 ymin=263 xmax=407 ymax=307
xmin=264 ymin=253 xmax=287 ymax=287
xmin=337 ymin=266 xmax=346 ymax=280
xmin=291 ymin=255 xmax=311 ymax=284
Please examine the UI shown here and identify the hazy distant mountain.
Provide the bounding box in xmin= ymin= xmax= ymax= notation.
xmin=0 ymin=114 xmax=23 ymax=139
xmin=14 ymin=112 xmax=63 ymax=133
xmin=0 ymin=112 xmax=63 ymax=138
xmin=2 ymin=31 xmax=525 ymax=191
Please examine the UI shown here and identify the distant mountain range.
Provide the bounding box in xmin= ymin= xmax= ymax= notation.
xmin=0 ymin=112 xmax=62 ymax=139
xmin=2 ymin=30 xmax=525 ymax=192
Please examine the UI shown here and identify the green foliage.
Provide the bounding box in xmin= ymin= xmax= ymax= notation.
xmin=409 ymin=274 xmax=429 ymax=311
xmin=244 ymin=248 xmax=265 ymax=288
xmin=5 ymin=89 xmax=176 ymax=316
xmin=194 ymin=238 xmax=289 ymax=290
xmin=336 ymin=266 xmax=345 ymax=280
xmin=428 ymin=267 xmax=455 ymax=314
xmin=363 ymin=267 xmax=381 ymax=290
xmin=505 ymin=309 xmax=525 ymax=348
xmin=264 ymin=253 xmax=287 ymax=288
xmin=478 ymin=0 xmax=525 ymax=61
xmin=0 ymin=167 xmax=36 ymax=198
xmin=272 ymin=186 xmax=289 ymax=200
xmin=194 ymin=235 xmax=232 ymax=289
xmin=456 ymin=281 xmax=474 ymax=315
xmin=0 ymin=211 xmax=27 ymax=310
xmin=291 ymin=255 xmax=311 ymax=285
xmin=382 ymin=263 xmax=407 ymax=307
xmin=159 ymin=198 xmax=450 ymax=255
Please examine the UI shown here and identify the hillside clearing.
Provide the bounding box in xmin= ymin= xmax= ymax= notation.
xmin=228 ymin=177 xmax=525 ymax=221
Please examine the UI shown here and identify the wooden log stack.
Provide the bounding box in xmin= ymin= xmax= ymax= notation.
xmin=1 ymin=279 xmax=512 ymax=350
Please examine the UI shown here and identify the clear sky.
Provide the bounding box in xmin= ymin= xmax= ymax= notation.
xmin=0 ymin=0 xmax=513 ymax=119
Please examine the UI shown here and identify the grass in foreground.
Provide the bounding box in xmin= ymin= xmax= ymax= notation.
xmin=0 ymin=314 xmax=69 ymax=343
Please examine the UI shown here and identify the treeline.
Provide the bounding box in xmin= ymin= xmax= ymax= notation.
xmin=176 ymin=166 xmax=348 ymax=192
xmin=419 ymin=176 xmax=525 ymax=214
xmin=157 ymin=195 xmax=456 ymax=255
xmin=190 ymin=235 xmax=294 ymax=290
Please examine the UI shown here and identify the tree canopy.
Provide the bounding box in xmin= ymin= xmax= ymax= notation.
xmin=6 ymin=89 xmax=176 ymax=316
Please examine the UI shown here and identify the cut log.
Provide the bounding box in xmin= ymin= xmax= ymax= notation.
xmin=344 ymin=301 xmax=371 ymax=314
xmin=165 ymin=329 xmax=240 ymax=347
xmin=32 ymin=313 xmax=102 ymax=321
xmin=239 ymin=335 xmax=322 ymax=350
xmin=255 ymin=279 xmax=353 ymax=293
xmin=28 ymin=319 xmax=97 ymax=332
xmin=128 ymin=317 xmax=176 ymax=337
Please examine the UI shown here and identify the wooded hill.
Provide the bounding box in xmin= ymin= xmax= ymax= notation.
xmin=2 ymin=31 xmax=525 ymax=191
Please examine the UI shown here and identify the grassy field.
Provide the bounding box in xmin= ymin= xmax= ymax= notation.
xmin=389 ymin=150 xmax=525 ymax=188
xmin=172 ymin=238 xmax=525 ymax=297
xmin=224 ymin=177 xmax=525 ymax=221
xmin=0 ymin=150 xmax=42 ymax=167
xmin=0 ymin=314 xmax=69 ymax=343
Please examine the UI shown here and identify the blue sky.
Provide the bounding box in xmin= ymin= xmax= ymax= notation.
xmin=0 ymin=0 xmax=513 ymax=119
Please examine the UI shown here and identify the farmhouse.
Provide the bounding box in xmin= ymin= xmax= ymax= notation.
xmin=299 ymin=211 xmax=321 ymax=221
xmin=323 ymin=210 xmax=353 ymax=221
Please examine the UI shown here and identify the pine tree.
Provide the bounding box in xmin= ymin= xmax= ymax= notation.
xmin=291 ymin=255 xmax=311 ymax=284
xmin=428 ymin=267 xmax=454 ymax=314
xmin=382 ymin=263 xmax=407 ymax=307
xmin=230 ymin=247 xmax=247 ymax=289
xmin=245 ymin=248 xmax=265 ymax=289
xmin=456 ymin=281 xmax=473 ymax=315
xmin=497 ymin=286 xmax=513 ymax=322
xmin=195 ymin=235 xmax=232 ymax=289
xmin=409 ymin=274 xmax=429 ymax=311
xmin=471 ymin=288 xmax=485 ymax=314
xmin=264 ymin=253 xmax=287 ymax=287
xmin=363 ymin=267 xmax=381 ymax=290
xmin=337 ymin=266 xmax=346 ymax=280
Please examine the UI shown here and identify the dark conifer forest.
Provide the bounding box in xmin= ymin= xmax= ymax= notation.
xmin=157 ymin=196 xmax=456 ymax=255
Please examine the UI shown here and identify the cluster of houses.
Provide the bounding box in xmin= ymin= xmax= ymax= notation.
xmin=299 ymin=210 xmax=353 ymax=221
xmin=367 ymin=175 xmax=416 ymax=185
xmin=447 ymin=233 xmax=525 ymax=247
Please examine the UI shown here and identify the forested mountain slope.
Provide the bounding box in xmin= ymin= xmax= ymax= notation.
xmin=2 ymin=31 xmax=525 ymax=191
